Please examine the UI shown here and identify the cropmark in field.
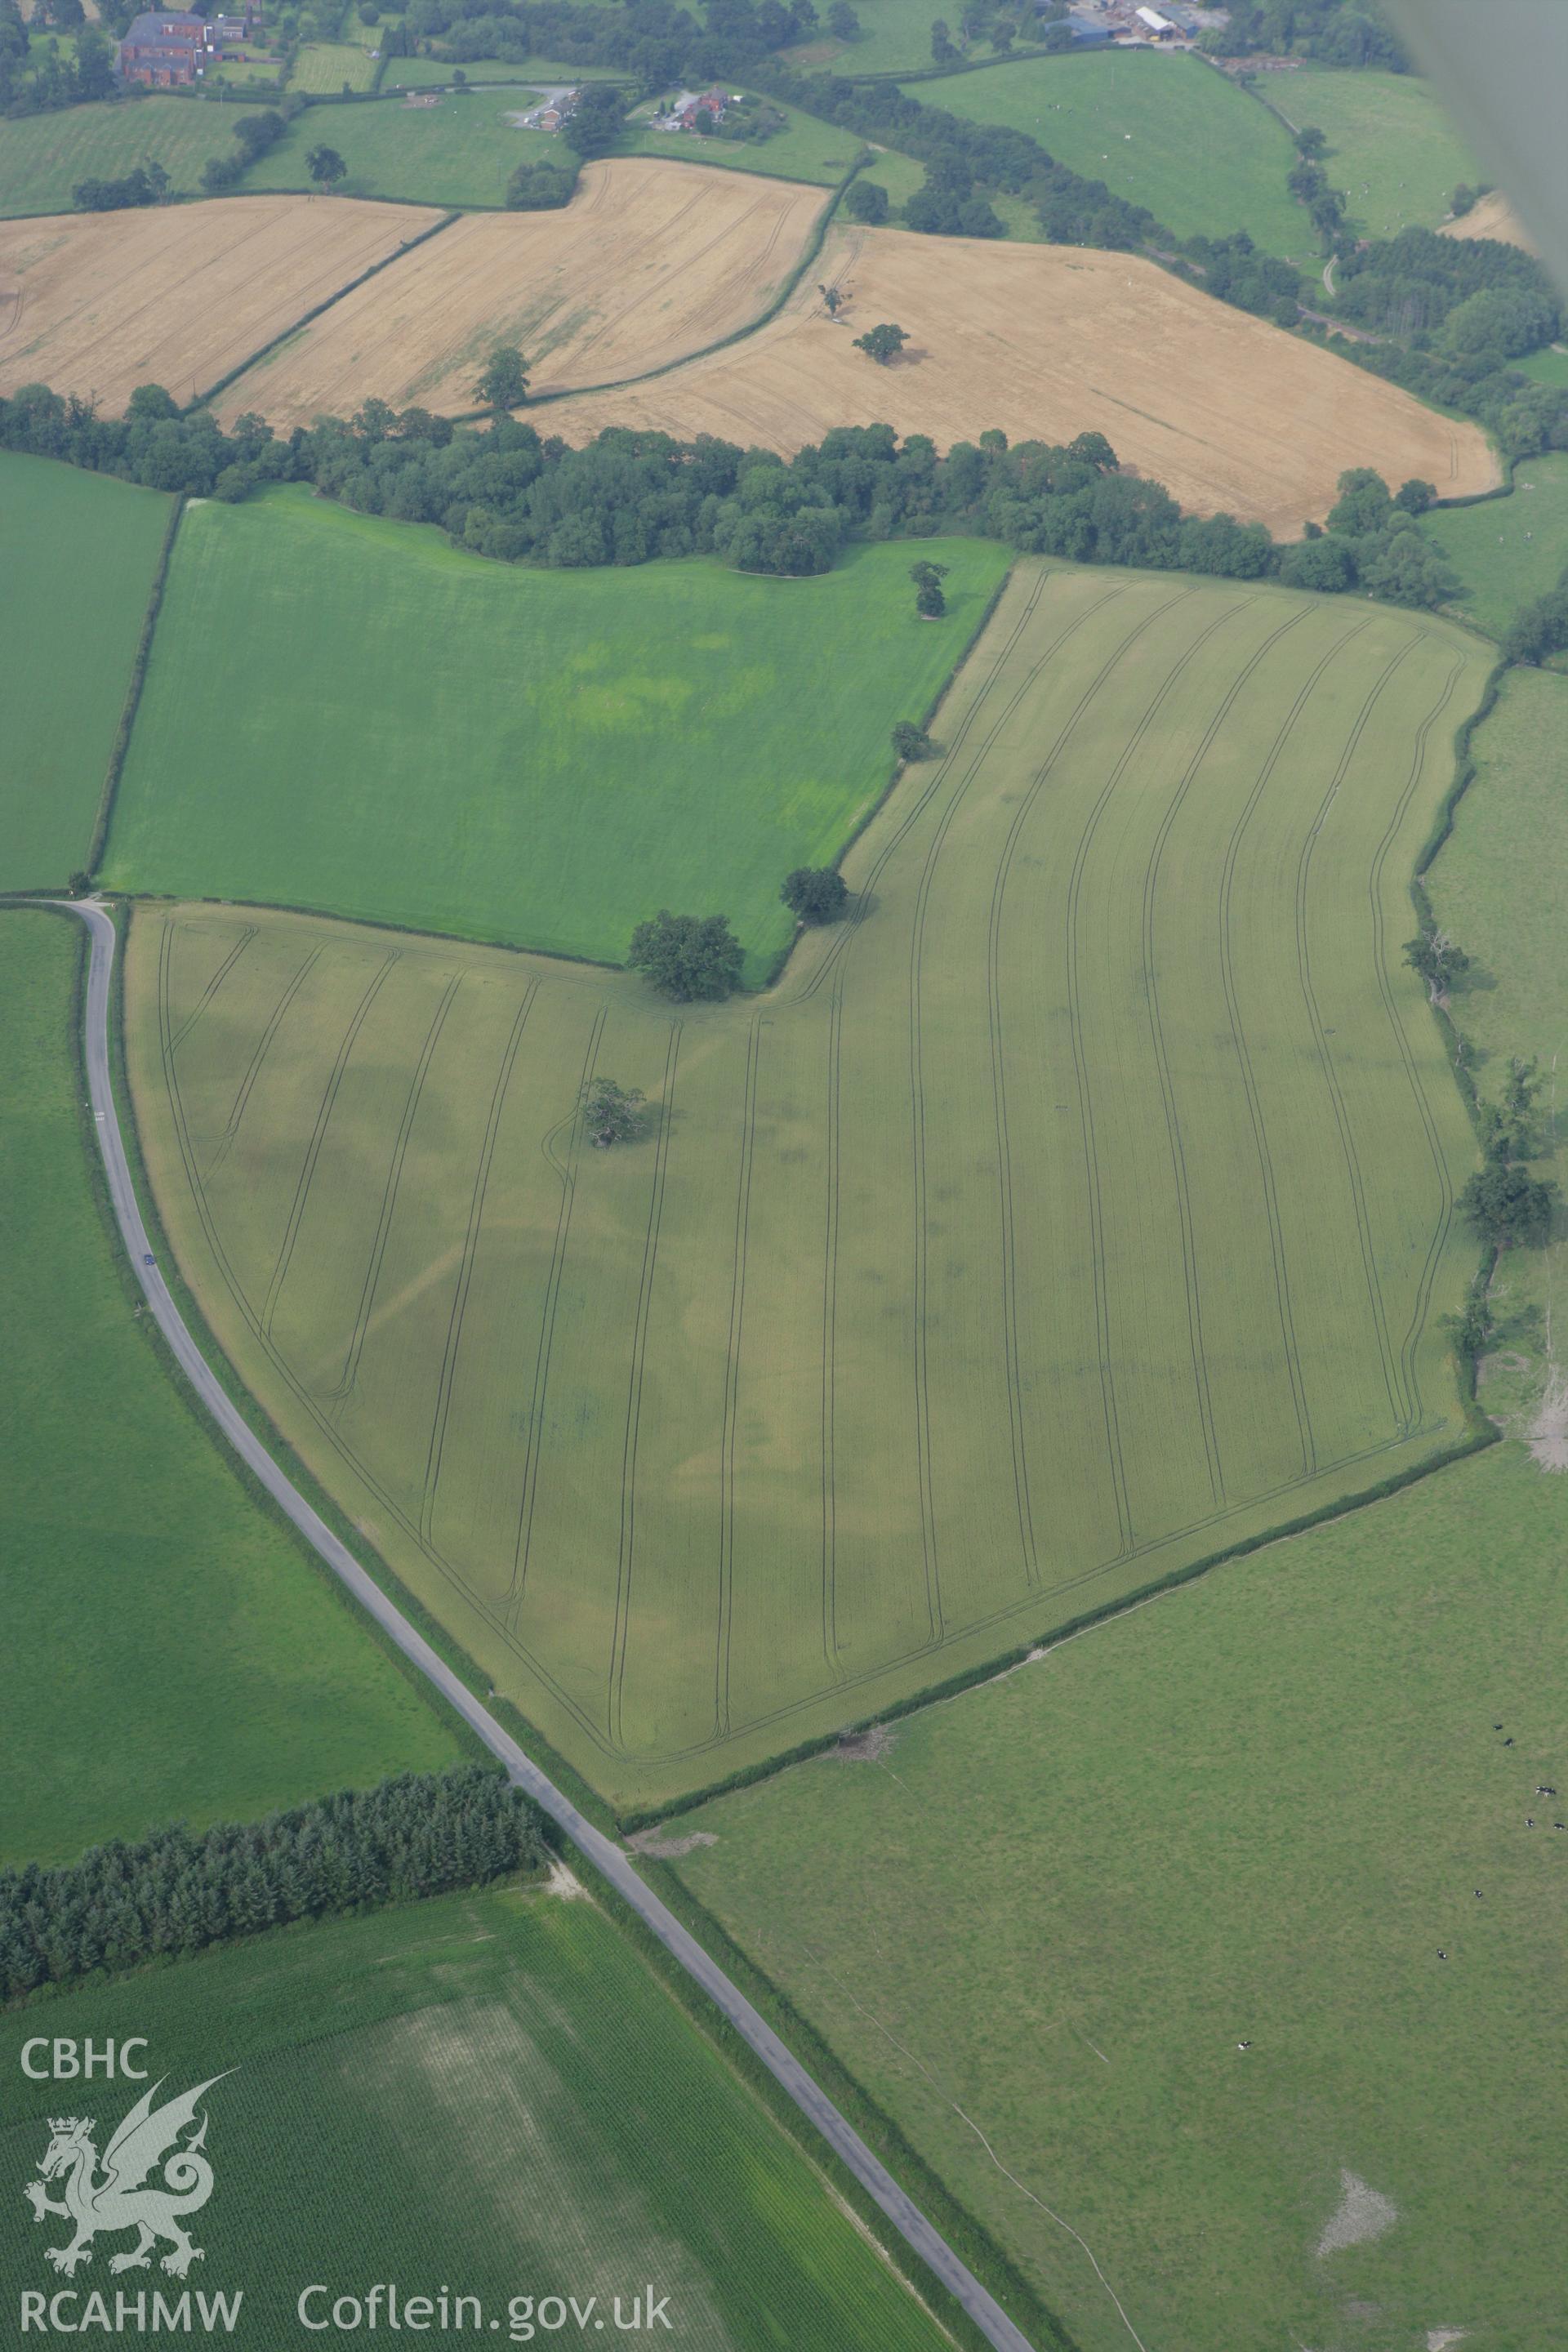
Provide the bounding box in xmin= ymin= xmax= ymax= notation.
xmin=551 ymin=224 xmax=1499 ymax=534
xmin=0 ymin=195 xmax=445 ymax=413
xmin=216 ymin=160 xmax=830 ymax=427
xmin=123 ymin=564 xmax=1491 ymax=1811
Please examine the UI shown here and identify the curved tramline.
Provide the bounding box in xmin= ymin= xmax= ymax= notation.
xmin=122 ymin=563 xmax=1492 ymax=1810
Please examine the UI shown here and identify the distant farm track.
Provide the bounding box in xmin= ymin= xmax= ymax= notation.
xmin=122 ymin=564 xmax=1492 ymax=1811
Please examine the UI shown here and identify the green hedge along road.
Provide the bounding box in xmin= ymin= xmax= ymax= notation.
xmin=48 ymin=895 xmax=1039 ymax=2352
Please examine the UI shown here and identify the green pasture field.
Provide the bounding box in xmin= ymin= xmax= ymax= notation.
xmin=241 ymin=86 xmax=561 ymax=205
xmin=904 ymin=50 xmax=1308 ymax=256
xmin=103 ymin=492 xmax=1004 ymax=980
xmin=1515 ymin=343 xmax=1568 ymax=390
xmin=621 ymin=97 xmax=859 ymax=186
xmin=1267 ymin=67 xmax=1481 ymax=243
xmin=1423 ymin=452 xmax=1568 ymax=639
xmin=0 ymin=451 xmax=170 ymax=892
xmin=0 ymin=911 xmax=458 ymax=1869
xmin=0 ymin=94 xmax=245 ymax=218
xmin=1427 ymin=665 xmax=1568 ymax=1439
xmin=799 ymin=0 xmax=974 ymax=77
xmin=121 ymin=563 xmax=1490 ymax=1811
xmin=288 ymin=38 xmax=379 ymax=90
xmin=381 ymin=55 xmax=630 ymax=86
xmin=853 ymin=143 xmax=924 ymax=217
xmin=671 ymin=1439 xmax=1568 ymax=2352
xmin=0 ymin=1882 xmax=957 ymax=2351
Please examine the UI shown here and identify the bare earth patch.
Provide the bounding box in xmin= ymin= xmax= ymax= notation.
xmin=1443 ymin=190 xmax=1537 ymax=254
xmin=834 ymin=1725 xmax=898 ymax=1763
xmin=0 ymin=195 xmax=443 ymax=413
xmin=548 ymin=223 xmax=1499 ymax=535
xmin=1316 ymin=2169 xmax=1398 ymax=2259
xmin=626 ymin=1828 xmax=719 ymax=1859
xmin=215 ymin=159 xmax=828 ymax=428
xmin=1526 ymin=1370 xmax=1568 ymax=1471
xmin=1427 ymin=2331 xmax=1469 ymax=2350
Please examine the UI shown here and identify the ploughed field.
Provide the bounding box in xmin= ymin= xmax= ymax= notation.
xmin=0 ymin=1881 xmax=956 ymax=2352
xmin=0 ymin=195 xmax=444 ymax=413
xmin=215 ymin=161 xmax=830 ymax=426
xmin=551 ymin=225 xmax=1500 ymax=534
xmin=122 ymin=564 xmax=1490 ymax=1808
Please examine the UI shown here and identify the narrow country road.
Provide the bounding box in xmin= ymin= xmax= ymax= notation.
xmin=55 ymin=898 xmax=1039 ymax=2352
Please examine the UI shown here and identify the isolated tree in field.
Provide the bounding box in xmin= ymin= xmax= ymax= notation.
xmin=819 ymin=282 xmax=844 ymax=318
xmin=581 ymin=1076 xmax=645 ymax=1147
xmin=305 ymin=144 xmax=347 ymax=190
xmin=892 ymin=720 xmax=936 ymax=760
xmin=627 ymin=910 xmax=744 ymax=1001
xmin=472 ymin=343 xmax=529 ymax=413
xmin=782 ymin=867 xmax=849 ymax=924
xmin=1403 ymin=928 xmax=1469 ymax=1003
xmin=853 ymin=321 xmax=908 ymax=366
xmin=909 ymin=559 xmax=949 ymax=619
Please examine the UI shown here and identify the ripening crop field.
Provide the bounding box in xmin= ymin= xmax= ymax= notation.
xmin=0 ymin=450 xmax=170 ymax=891
xmin=0 ymin=909 xmax=458 ymax=1868
xmin=122 ymin=563 xmax=1490 ymax=1809
xmin=102 ymin=492 xmax=1008 ymax=982
xmin=0 ymin=1882 xmax=959 ymax=2350
xmin=215 ymin=161 xmax=830 ymax=424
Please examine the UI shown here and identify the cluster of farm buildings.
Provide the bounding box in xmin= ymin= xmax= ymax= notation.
xmin=1045 ymin=0 xmax=1218 ymax=42
xmin=116 ymin=0 xmax=261 ymax=86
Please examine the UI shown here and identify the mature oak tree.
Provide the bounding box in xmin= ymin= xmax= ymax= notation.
xmin=627 ymin=910 xmax=744 ymax=1001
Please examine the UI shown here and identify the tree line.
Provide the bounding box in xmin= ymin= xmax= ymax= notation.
xmin=1 ymin=1765 xmax=549 ymax=2002
xmin=0 ymin=381 xmax=1476 ymax=612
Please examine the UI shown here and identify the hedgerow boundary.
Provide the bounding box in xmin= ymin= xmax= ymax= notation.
xmin=83 ymin=497 xmax=185 ymax=875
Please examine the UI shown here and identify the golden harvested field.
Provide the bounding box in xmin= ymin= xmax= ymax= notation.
xmin=550 ymin=224 xmax=1499 ymax=535
xmin=1442 ymin=189 xmax=1539 ymax=253
xmin=216 ymin=160 xmax=830 ymax=427
xmin=0 ymin=195 xmax=444 ymax=413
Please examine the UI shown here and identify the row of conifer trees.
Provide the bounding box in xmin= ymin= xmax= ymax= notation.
xmin=1 ymin=1765 xmax=549 ymax=2000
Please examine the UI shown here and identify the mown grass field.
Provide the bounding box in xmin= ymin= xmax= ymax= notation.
xmin=0 ymin=911 xmax=458 ymax=1868
xmin=243 ymin=87 xmax=562 ymax=206
xmin=104 ymin=493 xmax=1004 ymax=980
xmin=0 ymin=96 xmax=247 ymax=218
xmin=1424 ymin=452 xmax=1568 ymax=639
xmin=382 ymin=55 xmax=630 ymax=86
xmin=670 ymin=1441 xmax=1568 ymax=2352
xmin=906 ymin=50 xmax=1308 ymax=256
xmin=0 ymin=1881 xmax=958 ymax=2350
xmin=122 ymin=564 xmax=1490 ymax=1809
xmin=288 ymin=38 xmax=380 ymax=90
xmin=0 ymin=451 xmax=170 ymax=891
xmin=1427 ymin=665 xmax=1568 ymax=1441
xmin=1269 ymin=67 xmax=1481 ymax=242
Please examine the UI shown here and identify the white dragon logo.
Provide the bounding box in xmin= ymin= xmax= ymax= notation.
xmin=24 ymin=2076 xmax=229 ymax=2279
